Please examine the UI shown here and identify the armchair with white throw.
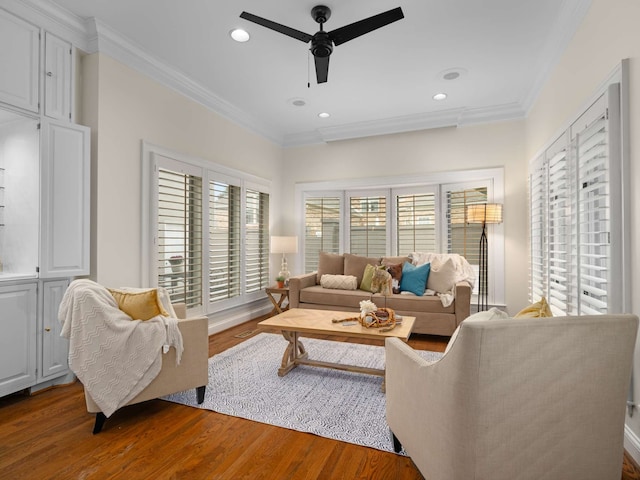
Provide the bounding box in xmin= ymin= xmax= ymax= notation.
xmin=59 ymin=280 xmax=209 ymax=433
xmin=385 ymin=312 xmax=638 ymax=480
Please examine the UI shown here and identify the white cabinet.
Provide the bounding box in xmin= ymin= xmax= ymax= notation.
xmin=39 ymin=279 xmax=69 ymax=381
xmin=44 ymin=32 xmax=72 ymax=122
xmin=40 ymin=120 xmax=91 ymax=278
xmin=0 ymin=9 xmax=39 ymax=113
xmin=0 ymin=282 xmax=37 ymax=397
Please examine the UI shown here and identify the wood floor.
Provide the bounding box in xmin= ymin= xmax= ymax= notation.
xmin=1 ymin=316 xmax=639 ymax=480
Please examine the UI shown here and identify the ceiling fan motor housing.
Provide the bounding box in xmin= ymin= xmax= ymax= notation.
xmin=311 ymin=5 xmax=331 ymax=24
xmin=311 ymin=31 xmax=333 ymax=57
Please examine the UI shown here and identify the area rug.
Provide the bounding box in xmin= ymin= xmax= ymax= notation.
xmin=162 ymin=332 xmax=442 ymax=453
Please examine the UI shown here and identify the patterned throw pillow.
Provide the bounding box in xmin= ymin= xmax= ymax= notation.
xmin=386 ymin=263 xmax=403 ymax=294
xmin=320 ymin=274 xmax=358 ymax=290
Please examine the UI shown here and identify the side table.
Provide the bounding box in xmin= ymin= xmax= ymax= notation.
xmin=265 ymin=286 xmax=290 ymax=316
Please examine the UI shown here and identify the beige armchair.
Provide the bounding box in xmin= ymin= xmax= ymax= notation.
xmin=87 ymin=303 xmax=209 ymax=433
xmin=385 ymin=314 xmax=638 ymax=480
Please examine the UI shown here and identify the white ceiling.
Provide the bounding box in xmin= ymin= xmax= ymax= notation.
xmin=48 ymin=0 xmax=591 ymax=146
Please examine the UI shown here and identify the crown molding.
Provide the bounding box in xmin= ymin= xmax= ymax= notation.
xmin=85 ymin=18 xmax=283 ymax=146
xmin=282 ymin=102 xmax=526 ymax=147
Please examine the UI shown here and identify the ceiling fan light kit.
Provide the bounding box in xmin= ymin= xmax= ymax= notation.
xmin=239 ymin=5 xmax=404 ymax=84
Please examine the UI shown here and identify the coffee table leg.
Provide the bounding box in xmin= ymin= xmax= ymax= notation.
xmin=278 ymin=330 xmax=308 ymax=376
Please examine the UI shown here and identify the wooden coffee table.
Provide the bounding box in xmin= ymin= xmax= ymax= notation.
xmin=258 ymin=308 xmax=415 ymax=385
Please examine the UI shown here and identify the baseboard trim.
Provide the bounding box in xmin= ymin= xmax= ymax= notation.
xmin=625 ymin=424 xmax=640 ymax=465
xmin=207 ymin=301 xmax=272 ymax=336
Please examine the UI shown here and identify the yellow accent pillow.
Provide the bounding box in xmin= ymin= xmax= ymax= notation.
xmin=360 ymin=264 xmax=386 ymax=292
xmin=108 ymin=288 xmax=169 ymax=320
xmin=514 ymin=296 xmax=553 ymax=318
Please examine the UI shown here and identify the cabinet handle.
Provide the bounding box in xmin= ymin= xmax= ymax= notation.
xmin=46 ymin=71 xmax=53 ymax=77
xmin=45 ymin=327 xmax=51 ymax=332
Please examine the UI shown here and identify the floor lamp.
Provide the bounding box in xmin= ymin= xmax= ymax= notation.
xmin=466 ymin=203 xmax=503 ymax=311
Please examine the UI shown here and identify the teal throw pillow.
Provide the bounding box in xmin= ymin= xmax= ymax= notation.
xmin=399 ymin=262 xmax=431 ymax=296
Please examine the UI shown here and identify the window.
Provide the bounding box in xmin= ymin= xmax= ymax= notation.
xmin=297 ymin=168 xmax=504 ymax=304
xmin=145 ymin=148 xmax=271 ymax=317
xmin=157 ymin=165 xmax=203 ymax=308
xmin=304 ymin=196 xmax=341 ymax=273
xmin=348 ymin=193 xmax=387 ymax=257
xmin=209 ymin=179 xmax=241 ymax=302
xmin=395 ymin=192 xmax=436 ymax=254
xmin=528 ymin=82 xmax=628 ymax=315
xmin=245 ymin=188 xmax=270 ymax=293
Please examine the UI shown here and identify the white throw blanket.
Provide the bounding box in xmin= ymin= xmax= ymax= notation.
xmin=409 ymin=252 xmax=477 ymax=307
xmin=58 ymin=279 xmax=183 ymax=417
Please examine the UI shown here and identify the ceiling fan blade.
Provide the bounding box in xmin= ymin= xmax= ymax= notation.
xmin=328 ymin=7 xmax=404 ymax=46
xmin=314 ymin=55 xmax=329 ymax=84
xmin=240 ymin=11 xmax=313 ymax=43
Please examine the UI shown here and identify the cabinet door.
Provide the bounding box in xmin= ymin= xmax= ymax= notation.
xmin=40 ymin=279 xmax=69 ymax=379
xmin=0 ymin=282 xmax=37 ymax=397
xmin=44 ymin=32 xmax=72 ymax=122
xmin=0 ymin=9 xmax=39 ymax=113
xmin=40 ymin=121 xmax=90 ymax=278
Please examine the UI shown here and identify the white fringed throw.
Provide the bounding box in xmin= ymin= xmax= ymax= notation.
xmin=59 ymin=279 xmax=183 ymax=417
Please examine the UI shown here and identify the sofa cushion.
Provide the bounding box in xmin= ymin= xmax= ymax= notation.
xmin=320 ymin=274 xmax=358 ymax=290
xmin=300 ymin=285 xmax=372 ymax=309
xmin=344 ymin=253 xmax=381 ymax=285
xmin=427 ymin=257 xmax=457 ymax=294
xmin=316 ymin=252 xmax=345 ymax=284
xmin=382 ymin=256 xmax=411 ymax=267
xmin=383 ymin=293 xmax=454 ymax=314
xmin=400 ymin=262 xmax=430 ymax=296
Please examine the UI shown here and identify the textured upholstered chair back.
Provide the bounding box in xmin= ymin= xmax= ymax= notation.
xmin=385 ymin=314 xmax=638 ymax=480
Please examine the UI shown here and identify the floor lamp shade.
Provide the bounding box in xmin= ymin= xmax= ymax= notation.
xmin=466 ymin=203 xmax=503 ymax=311
xmin=271 ymin=236 xmax=298 ymax=285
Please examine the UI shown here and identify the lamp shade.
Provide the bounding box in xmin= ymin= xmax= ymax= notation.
xmin=466 ymin=203 xmax=503 ymax=224
xmin=271 ymin=236 xmax=298 ymax=254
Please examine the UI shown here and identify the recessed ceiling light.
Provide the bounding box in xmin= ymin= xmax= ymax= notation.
xmin=438 ymin=67 xmax=467 ymax=81
xmin=318 ymin=112 xmax=330 ymax=118
xmin=433 ymin=93 xmax=447 ymax=101
xmin=289 ymin=98 xmax=306 ymax=107
xmin=230 ymin=28 xmax=250 ymax=42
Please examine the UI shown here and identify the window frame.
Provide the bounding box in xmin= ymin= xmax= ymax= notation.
xmin=142 ymin=142 xmax=271 ymax=317
xmin=295 ymin=168 xmax=505 ymax=305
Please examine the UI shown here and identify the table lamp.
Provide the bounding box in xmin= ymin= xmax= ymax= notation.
xmin=271 ymin=236 xmax=298 ymax=286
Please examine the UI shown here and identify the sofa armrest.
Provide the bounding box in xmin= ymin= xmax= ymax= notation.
xmin=289 ymin=272 xmax=317 ymax=308
xmin=453 ymin=281 xmax=471 ymax=327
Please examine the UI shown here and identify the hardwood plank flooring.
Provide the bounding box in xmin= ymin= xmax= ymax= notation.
xmin=1 ymin=315 xmax=638 ymax=479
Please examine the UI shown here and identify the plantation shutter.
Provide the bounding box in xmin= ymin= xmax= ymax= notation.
xmin=304 ymin=196 xmax=341 ymax=273
xmin=157 ymin=167 xmax=203 ymax=308
xmin=546 ymin=136 xmax=576 ymax=315
xmin=573 ymin=98 xmax=610 ymax=315
xmin=445 ymin=187 xmax=487 ymax=267
xmin=349 ymin=194 xmax=387 ymax=257
xmin=396 ymin=192 xmax=436 ymax=255
xmin=209 ymin=179 xmax=241 ymax=302
xmin=528 ymin=155 xmax=547 ymax=304
xmin=528 ymin=84 xmax=624 ymax=315
xmin=245 ymin=189 xmax=269 ymax=293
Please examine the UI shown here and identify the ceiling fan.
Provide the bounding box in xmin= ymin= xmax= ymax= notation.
xmin=239 ymin=5 xmax=404 ymax=84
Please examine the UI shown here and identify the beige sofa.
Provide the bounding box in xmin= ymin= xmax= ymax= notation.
xmin=385 ymin=313 xmax=639 ymax=480
xmin=289 ymin=253 xmax=471 ymax=336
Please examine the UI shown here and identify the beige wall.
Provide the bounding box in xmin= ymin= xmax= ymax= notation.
xmin=282 ymin=121 xmax=529 ymax=314
xmin=83 ymin=53 xmax=283 ymax=287
xmin=524 ymin=0 xmax=640 ymax=451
